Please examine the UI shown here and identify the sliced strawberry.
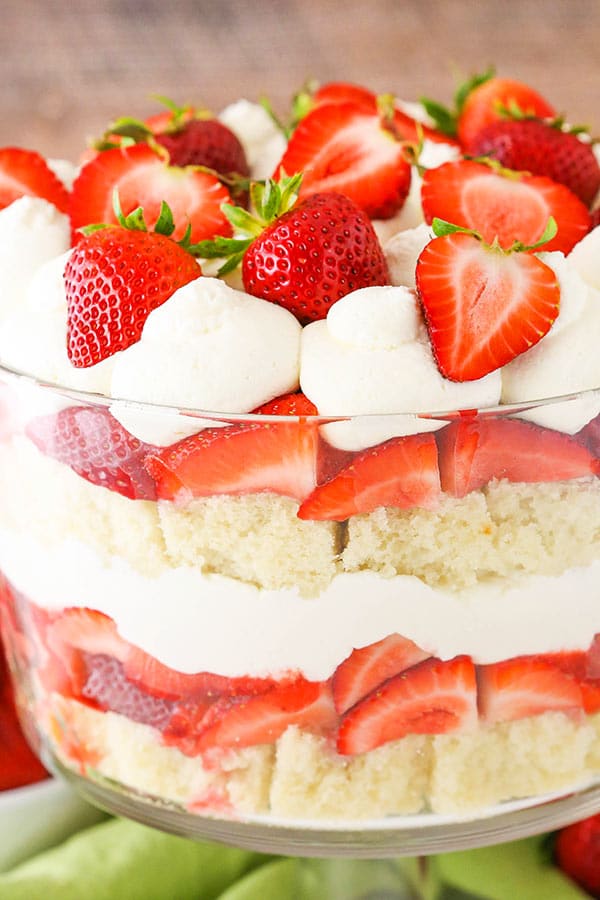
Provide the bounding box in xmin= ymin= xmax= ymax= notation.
xmin=253 ymin=391 xmax=318 ymax=417
xmin=332 ymin=634 xmax=431 ymax=715
xmin=310 ymin=84 xmax=452 ymax=145
xmin=123 ymin=646 xmax=276 ymax=701
xmin=274 ymin=102 xmax=411 ymax=219
xmin=196 ymin=678 xmax=338 ymax=751
xmin=421 ymin=160 xmax=590 ymax=254
xmin=144 ymin=419 xmax=319 ymax=503
xmin=69 ymin=143 xmax=232 ymax=243
xmin=312 ymin=81 xmax=378 ymax=111
xmin=0 ymin=147 xmax=70 ymax=213
xmin=457 ymin=77 xmax=555 ymax=151
xmin=80 ymin=653 xmax=176 ymax=730
xmin=297 ymin=433 xmax=441 ymax=522
xmin=575 ymin=414 xmax=600 ymax=457
xmin=337 ymin=656 xmax=477 ymax=755
xmin=478 ymin=658 xmax=583 ymax=723
xmin=416 ymin=231 xmax=560 ymax=381
xmin=437 ymin=418 xmax=600 ymax=497
xmin=47 ymin=608 xmax=129 ymax=664
xmin=27 ymin=406 xmax=158 ymax=500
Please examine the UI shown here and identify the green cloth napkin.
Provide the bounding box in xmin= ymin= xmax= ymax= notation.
xmin=433 ymin=837 xmax=589 ymax=900
xmin=0 ymin=817 xmax=591 ymax=899
xmin=0 ymin=818 xmax=263 ymax=900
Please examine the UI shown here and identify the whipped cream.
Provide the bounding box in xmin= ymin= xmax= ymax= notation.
xmin=385 ymin=223 xmax=433 ymax=289
xmin=0 ymin=197 xmax=70 ymax=325
xmin=0 ymin=250 xmax=115 ymax=395
xmin=219 ymin=99 xmax=287 ymax=180
xmin=502 ymin=251 xmax=600 ymax=433
xmin=2 ymin=529 xmax=600 ymax=681
xmin=110 ymin=277 xmax=301 ymax=445
xmin=569 ymin=224 xmax=600 ymax=292
xmin=301 ymin=285 xmax=501 ymax=450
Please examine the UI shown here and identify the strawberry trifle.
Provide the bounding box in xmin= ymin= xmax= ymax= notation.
xmin=1 ymin=73 xmax=600 ymax=847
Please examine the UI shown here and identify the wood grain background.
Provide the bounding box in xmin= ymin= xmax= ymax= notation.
xmin=1 ymin=0 xmax=599 ymax=159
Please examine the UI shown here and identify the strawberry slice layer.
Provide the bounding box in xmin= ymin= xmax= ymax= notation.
xmin=26 ymin=406 xmax=158 ymax=501
xmin=144 ymin=420 xmax=319 ymax=503
xmin=298 ymin=433 xmax=441 ymax=521
xmin=421 ymin=160 xmax=590 ymax=254
xmin=0 ymin=147 xmax=70 ymax=214
xmin=69 ymin=143 xmax=232 ymax=243
xmin=478 ymin=658 xmax=583 ymax=723
xmin=416 ymin=231 xmax=561 ymax=381
xmin=333 ymin=634 xmax=431 ymax=715
xmin=337 ymin=656 xmax=478 ymax=755
xmin=437 ymin=417 xmax=600 ymax=497
xmin=195 ymin=679 xmax=338 ymax=752
xmin=274 ymin=102 xmax=412 ymax=219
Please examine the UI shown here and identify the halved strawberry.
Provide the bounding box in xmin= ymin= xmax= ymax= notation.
xmin=457 ymin=76 xmax=555 ymax=150
xmin=274 ymin=102 xmax=412 ymax=219
xmin=297 ymin=433 xmax=441 ymax=522
xmin=337 ymin=656 xmax=477 ymax=755
xmin=195 ymin=678 xmax=338 ymax=751
xmin=253 ymin=391 xmax=318 ymax=417
xmin=310 ymin=83 xmax=453 ymax=145
xmin=26 ymin=406 xmax=159 ymax=500
xmin=332 ymin=634 xmax=431 ymax=715
xmin=421 ymin=160 xmax=590 ymax=254
xmin=47 ymin=608 xmax=129 ymax=664
xmin=537 ymin=649 xmax=600 ymax=714
xmin=416 ymin=229 xmax=561 ymax=381
xmin=0 ymin=147 xmax=70 ymax=213
xmin=437 ymin=418 xmax=600 ymax=497
xmin=421 ymin=72 xmax=555 ymax=148
xmin=123 ymin=646 xmax=276 ymax=701
xmin=144 ymin=419 xmax=319 ymax=502
xmin=478 ymin=658 xmax=583 ymax=723
xmin=69 ymin=143 xmax=232 ymax=243
xmin=80 ymin=653 xmax=176 ymax=730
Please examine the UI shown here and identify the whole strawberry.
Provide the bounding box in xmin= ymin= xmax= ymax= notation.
xmin=155 ymin=118 xmax=249 ymax=176
xmin=66 ymin=200 xmax=202 ymax=367
xmin=197 ymin=175 xmax=390 ymax=323
xmin=555 ymin=814 xmax=600 ymax=897
xmin=469 ymin=118 xmax=600 ymax=207
xmin=421 ymin=69 xmax=555 ymax=148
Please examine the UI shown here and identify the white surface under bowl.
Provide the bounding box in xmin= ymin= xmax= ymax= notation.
xmin=0 ymin=776 xmax=105 ymax=873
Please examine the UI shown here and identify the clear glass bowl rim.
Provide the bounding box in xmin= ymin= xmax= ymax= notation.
xmin=1 ymin=358 xmax=599 ymax=426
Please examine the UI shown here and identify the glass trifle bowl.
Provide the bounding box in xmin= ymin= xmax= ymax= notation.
xmin=3 ymin=366 xmax=600 ymax=857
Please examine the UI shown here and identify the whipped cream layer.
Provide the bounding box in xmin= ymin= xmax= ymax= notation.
xmin=1 ymin=530 xmax=599 ymax=681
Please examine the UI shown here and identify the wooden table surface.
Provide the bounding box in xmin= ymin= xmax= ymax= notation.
xmin=1 ymin=0 xmax=599 ymax=159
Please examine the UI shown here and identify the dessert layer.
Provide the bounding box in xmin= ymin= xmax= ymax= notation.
xmin=3 ymin=436 xmax=600 ymax=595
xmin=43 ymin=696 xmax=600 ymax=819
xmin=2 ymin=528 xmax=600 ymax=680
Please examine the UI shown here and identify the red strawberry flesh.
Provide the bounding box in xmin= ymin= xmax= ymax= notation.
xmin=333 ymin=633 xmax=431 ymax=715
xmin=0 ymin=147 xmax=70 ymax=214
xmin=275 ymin=102 xmax=411 ymax=219
xmin=416 ymin=231 xmax=561 ymax=381
xmin=437 ymin=417 xmax=600 ymax=497
xmin=298 ymin=432 xmax=441 ymax=521
xmin=27 ymin=406 xmax=158 ymax=501
xmin=337 ymin=656 xmax=478 ymax=755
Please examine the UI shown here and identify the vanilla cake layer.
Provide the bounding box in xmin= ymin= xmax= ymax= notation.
xmin=2 ymin=435 xmax=600 ymax=597
xmin=43 ymin=696 xmax=600 ymax=820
